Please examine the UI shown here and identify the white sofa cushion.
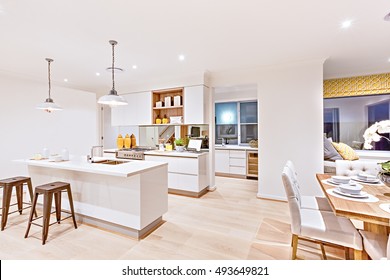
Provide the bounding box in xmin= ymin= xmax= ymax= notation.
xmin=335 ymin=160 xmax=380 ymax=177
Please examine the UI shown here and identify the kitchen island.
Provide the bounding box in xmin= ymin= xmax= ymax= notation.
xmin=19 ymin=156 xmax=168 ymax=239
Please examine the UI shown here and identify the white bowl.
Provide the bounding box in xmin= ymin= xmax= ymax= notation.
xmin=338 ymin=183 xmax=363 ymax=195
xmin=357 ymin=173 xmax=377 ymax=181
xmin=331 ymin=175 xmax=350 ymax=184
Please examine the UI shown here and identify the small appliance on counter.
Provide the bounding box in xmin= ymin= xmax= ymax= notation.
xmin=116 ymin=146 xmax=156 ymax=160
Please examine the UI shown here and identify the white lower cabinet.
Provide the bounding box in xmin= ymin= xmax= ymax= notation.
xmin=215 ymin=150 xmax=229 ymax=173
xmin=215 ymin=149 xmax=247 ymax=176
xmin=144 ymin=153 xmax=209 ymax=197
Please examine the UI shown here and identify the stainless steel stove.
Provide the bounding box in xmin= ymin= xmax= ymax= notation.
xmin=116 ymin=147 xmax=155 ymax=160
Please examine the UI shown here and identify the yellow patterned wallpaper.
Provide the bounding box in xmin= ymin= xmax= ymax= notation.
xmin=323 ymin=73 xmax=390 ymax=98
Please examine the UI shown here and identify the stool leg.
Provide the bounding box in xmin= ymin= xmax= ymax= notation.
xmin=66 ymin=188 xmax=77 ymax=229
xmin=16 ymin=184 xmax=23 ymax=214
xmin=42 ymin=193 xmax=53 ymax=245
xmin=25 ymin=192 xmax=39 ymax=238
xmin=26 ymin=179 xmax=38 ymax=217
xmin=54 ymin=192 xmax=62 ymax=224
xmin=1 ymin=186 xmax=13 ymax=231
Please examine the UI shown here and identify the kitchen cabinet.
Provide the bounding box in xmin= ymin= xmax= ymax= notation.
xmin=215 ymin=150 xmax=229 ymax=173
xmin=111 ymin=91 xmax=152 ymax=126
xmin=247 ymin=150 xmax=258 ymax=177
xmin=144 ymin=152 xmax=209 ymax=197
xmin=184 ymin=85 xmax=209 ymax=124
xmin=215 ymin=147 xmax=254 ymax=178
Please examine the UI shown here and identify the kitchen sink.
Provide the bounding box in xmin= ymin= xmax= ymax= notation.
xmin=93 ymin=159 xmax=128 ymax=165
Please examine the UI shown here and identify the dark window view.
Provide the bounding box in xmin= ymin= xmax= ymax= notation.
xmin=215 ymin=101 xmax=258 ymax=145
xmin=323 ymin=94 xmax=390 ymax=151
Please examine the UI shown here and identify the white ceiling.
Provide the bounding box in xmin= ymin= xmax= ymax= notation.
xmin=0 ymin=0 xmax=389 ymax=94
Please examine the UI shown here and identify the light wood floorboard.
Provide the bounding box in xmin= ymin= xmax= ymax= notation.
xmin=0 ymin=176 xmax=345 ymax=260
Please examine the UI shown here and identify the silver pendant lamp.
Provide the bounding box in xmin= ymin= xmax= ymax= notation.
xmin=98 ymin=40 xmax=128 ymax=106
xmin=36 ymin=58 xmax=62 ymax=112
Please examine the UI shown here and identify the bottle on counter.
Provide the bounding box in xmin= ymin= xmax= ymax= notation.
xmin=162 ymin=114 xmax=168 ymax=124
xmin=130 ymin=134 xmax=136 ymax=148
xmin=116 ymin=134 xmax=124 ymax=149
xmin=124 ymin=134 xmax=131 ymax=149
xmin=155 ymin=115 xmax=162 ymax=124
xmin=42 ymin=147 xmax=50 ymax=159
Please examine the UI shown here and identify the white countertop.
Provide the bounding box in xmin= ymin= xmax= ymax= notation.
xmin=17 ymin=156 xmax=167 ymax=178
xmin=215 ymin=145 xmax=258 ymax=151
xmin=144 ymin=150 xmax=208 ymax=158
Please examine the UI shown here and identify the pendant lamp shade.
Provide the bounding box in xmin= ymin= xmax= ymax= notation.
xmin=36 ymin=58 xmax=62 ymax=113
xmin=98 ymin=40 xmax=128 ymax=106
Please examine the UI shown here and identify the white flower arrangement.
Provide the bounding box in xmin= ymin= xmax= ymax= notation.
xmin=363 ymin=120 xmax=390 ymax=149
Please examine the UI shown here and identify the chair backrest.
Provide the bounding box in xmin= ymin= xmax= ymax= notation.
xmin=285 ymin=160 xmax=302 ymax=207
xmin=335 ymin=160 xmax=380 ymax=177
xmin=281 ymin=165 xmax=301 ymax=235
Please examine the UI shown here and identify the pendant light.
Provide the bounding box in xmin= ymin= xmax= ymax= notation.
xmin=97 ymin=40 xmax=128 ymax=106
xmin=36 ymin=58 xmax=62 ymax=113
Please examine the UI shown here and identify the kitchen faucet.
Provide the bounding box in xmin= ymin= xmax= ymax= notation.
xmin=87 ymin=145 xmax=103 ymax=163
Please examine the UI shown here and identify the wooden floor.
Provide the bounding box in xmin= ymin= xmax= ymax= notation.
xmin=0 ymin=176 xmax=345 ymax=260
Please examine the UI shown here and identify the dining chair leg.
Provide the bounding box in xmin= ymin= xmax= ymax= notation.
xmin=353 ymin=249 xmax=363 ymax=260
xmin=291 ymin=234 xmax=299 ymax=260
xmin=320 ymin=243 xmax=327 ymax=260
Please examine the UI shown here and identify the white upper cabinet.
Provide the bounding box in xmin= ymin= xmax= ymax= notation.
xmin=184 ymin=85 xmax=209 ymax=124
xmin=111 ymin=91 xmax=152 ymax=126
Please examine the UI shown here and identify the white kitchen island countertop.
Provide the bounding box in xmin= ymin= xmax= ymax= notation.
xmin=18 ymin=156 xmax=167 ymax=178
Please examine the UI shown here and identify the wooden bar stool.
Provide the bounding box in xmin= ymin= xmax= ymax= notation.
xmin=25 ymin=181 xmax=77 ymax=245
xmin=0 ymin=176 xmax=36 ymax=231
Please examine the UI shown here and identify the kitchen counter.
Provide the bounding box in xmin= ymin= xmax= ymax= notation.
xmin=18 ymin=156 xmax=168 ymax=239
xmin=215 ymin=144 xmax=258 ymax=151
xmin=20 ymin=156 xmax=166 ymax=178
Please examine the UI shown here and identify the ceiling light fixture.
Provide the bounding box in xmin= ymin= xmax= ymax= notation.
xmin=384 ymin=12 xmax=390 ymax=21
xmin=178 ymin=54 xmax=185 ymax=61
xmin=98 ymin=40 xmax=127 ymax=106
xmin=64 ymin=78 xmax=68 ymax=82
xmin=96 ymin=72 xmax=100 ymax=76
xmin=36 ymin=58 xmax=62 ymax=113
xmin=132 ymin=65 xmax=137 ymax=69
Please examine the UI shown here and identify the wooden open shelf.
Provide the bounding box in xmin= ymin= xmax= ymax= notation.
xmin=247 ymin=151 xmax=258 ymax=178
xmin=152 ymin=88 xmax=184 ymax=124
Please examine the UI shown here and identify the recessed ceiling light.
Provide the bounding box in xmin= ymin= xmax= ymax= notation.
xmin=341 ymin=20 xmax=352 ymax=29
xmin=132 ymin=65 xmax=137 ymax=69
xmin=96 ymin=72 xmax=100 ymax=76
xmin=388 ymin=58 xmax=390 ymax=62
xmin=64 ymin=78 xmax=68 ymax=82
xmin=384 ymin=12 xmax=390 ymax=21
xmin=178 ymin=54 xmax=185 ymax=61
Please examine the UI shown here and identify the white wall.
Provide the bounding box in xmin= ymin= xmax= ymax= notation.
xmin=214 ymin=84 xmax=257 ymax=102
xmin=0 ymin=74 xmax=97 ymax=178
xmin=210 ymin=59 xmax=325 ymax=200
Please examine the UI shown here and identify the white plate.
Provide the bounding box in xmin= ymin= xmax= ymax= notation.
xmin=351 ymin=176 xmax=380 ymax=184
xmin=333 ymin=188 xmax=369 ymax=199
xmin=326 ymin=178 xmax=345 ymax=185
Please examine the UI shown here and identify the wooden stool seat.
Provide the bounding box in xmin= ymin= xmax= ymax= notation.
xmin=25 ymin=181 xmax=77 ymax=245
xmin=0 ymin=176 xmax=36 ymax=231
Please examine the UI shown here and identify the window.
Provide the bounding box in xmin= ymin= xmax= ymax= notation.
xmin=323 ymin=94 xmax=390 ymax=150
xmin=215 ymin=101 xmax=258 ymax=145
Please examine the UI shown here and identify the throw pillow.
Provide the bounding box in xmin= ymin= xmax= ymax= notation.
xmin=331 ymin=142 xmax=360 ymax=161
xmin=323 ymin=136 xmax=343 ymax=161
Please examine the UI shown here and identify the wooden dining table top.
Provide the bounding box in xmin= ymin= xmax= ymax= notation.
xmin=316 ymin=174 xmax=390 ymax=229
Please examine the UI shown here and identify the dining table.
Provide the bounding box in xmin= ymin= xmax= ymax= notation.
xmin=316 ymin=174 xmax=390 ymax=235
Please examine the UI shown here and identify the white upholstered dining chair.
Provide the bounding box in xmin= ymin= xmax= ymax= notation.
xmin=359 ymin=231 xmax=389 ymax=260
xmin=282 ymin=164 xmax=363 ymax=259
xmin=285 ymin=160 xmax=333 ymax=212
xmin=335 ymin=160 xmax=380 ymax=177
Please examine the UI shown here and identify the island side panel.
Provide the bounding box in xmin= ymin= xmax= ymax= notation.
xmin=139 ymin=164 xmax=168 ymax=229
